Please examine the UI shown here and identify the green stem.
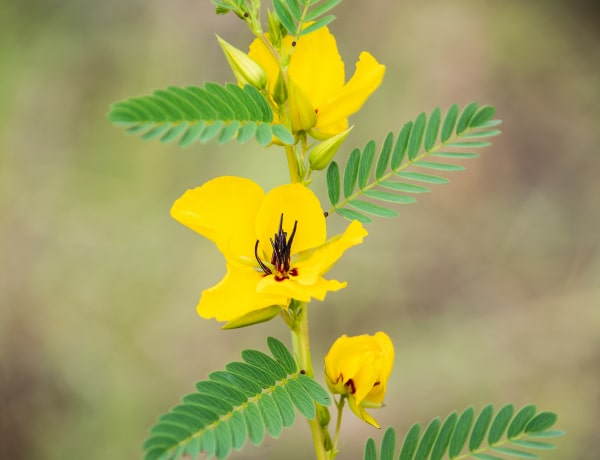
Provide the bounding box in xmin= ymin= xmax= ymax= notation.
xmin=290 ymin=302 xmax=332 ymax=460
xmin=285 ymin=144 xmax=301 ymax=183
xmin=332 ymin=396 xmax=346 ymax=455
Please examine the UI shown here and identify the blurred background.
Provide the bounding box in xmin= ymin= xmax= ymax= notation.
xmin=1 ymin=0 xmax=599 ymax=458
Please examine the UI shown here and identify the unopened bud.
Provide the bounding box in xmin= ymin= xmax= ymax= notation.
xmin=308 ymin=127 xmax=353 ymax=170
xmin=272 ymin=70 xmax=288 ymax=105
xmin=267 ymin=10 xmax=282 ymax=49
xmin=288 ymin=79 xmax=317 ymax=134
xmin=217 ymin=35 xmax=267 ymax=89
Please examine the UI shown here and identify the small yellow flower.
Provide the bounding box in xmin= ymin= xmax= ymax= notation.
xmin=170 ymin=176 xmax=367 ymax=323
xmin=324 ymin=332 xmax=394 ymax=428
xmin=248 ymin=26 xmax=385 ymax=138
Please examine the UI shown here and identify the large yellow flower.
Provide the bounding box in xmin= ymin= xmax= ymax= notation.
xmin=171 ymin=176 xmax=367 ymax=324
xmin=248 ymin=26 xmax=385 ymax=138
xmin=324 ymin=332 xmax=395 ymax=428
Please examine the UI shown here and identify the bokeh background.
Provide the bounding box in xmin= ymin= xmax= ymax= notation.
xmin=1 ymin=0 xmax=599 ymax=459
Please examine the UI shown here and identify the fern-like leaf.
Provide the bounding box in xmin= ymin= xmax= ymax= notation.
xmin=109 ymin=83 xmax=294 ymax=147
xmin=326 ymin=102 xmax=502 ymax=223
xmin=273 ymin=0 xmax=341 ymax=38
xmin=363 ymin=404 xmax=564 ymax=460
xmin=143 ymin=337 xmax=331 ymax=460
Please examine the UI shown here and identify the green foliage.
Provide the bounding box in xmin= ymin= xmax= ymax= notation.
xmin=363 ymin=404 xmax=564 ymax=460
xmin=273 ymin=0 xmax=341 ymax=38
xmin=211 ymin=0 xmax=246 ymax=17
xmin=108 ymin=83 xmax=294 ymax=147
xmin=326 ymin=103 xmax=502 ymax=223
xmin=143 ymin=337 xmax=331 ymax=460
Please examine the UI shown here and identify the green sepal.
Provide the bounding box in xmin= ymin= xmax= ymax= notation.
xmin=221 ymin=305 xmax=282 ymax=330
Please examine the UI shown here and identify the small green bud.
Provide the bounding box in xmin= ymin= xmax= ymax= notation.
xmin=317 ymin=405 xmax=331 ymax=427
xmin=217 ymin=35 xmax=267 ymax=89
xmin=267 ymin=10 xmax=282 ymax=49
xmin=308 ymin=127 xmax=353 ymax=170
xmin=288 ymin=80 xmax=317 ymax=133
xmin=272 ymin=70 xmax=288 ymax=105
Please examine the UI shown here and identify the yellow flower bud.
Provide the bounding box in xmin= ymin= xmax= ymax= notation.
xmin=288 ymin=79 xmax=317 ymax=134
xmin=308 ymin=126 xmax=353 ymax=171
xmin=217 ymin=35 xmax=267 ymax=90
xmin=324 ymin=331 xmax=394 ymax=428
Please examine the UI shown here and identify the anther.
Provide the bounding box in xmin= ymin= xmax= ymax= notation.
xmin=255 ymin=214 xmax=298 ymax=279
xmin=255 ymin=240 xmax=272 ymax=275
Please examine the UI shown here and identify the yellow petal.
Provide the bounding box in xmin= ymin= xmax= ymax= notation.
xmin=198 ymin=263 xmax=289 ymax=322
xmin=257 ymin=275 xmax=345 ymax=302
xmin=351 ymin=361 xmax=381 ymax=404
xmin=255 ymin=183 xmax=326 ymax=257
xmin=324 ymin=335 xmax=361 ymax=385
xmin=294 ymin=220 xmax=367 ymax=284
xmin=170 ymin=176 xmax=264 ymax=258
xmin=288 ymin=26 xmax=344 ymax=111
xmin=316 ymin=52 xmax=385 ymax=136
xmin=348 ymin=394 xmax=381 ymax=429
xmin=323 ymin=331 xmax=395 ymax=420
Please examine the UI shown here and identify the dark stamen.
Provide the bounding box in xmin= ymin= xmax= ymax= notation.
xmin=255 ymin=213 xmax=298 ymax=279
xmin=255 ymin=240 xmax=272 ymax=275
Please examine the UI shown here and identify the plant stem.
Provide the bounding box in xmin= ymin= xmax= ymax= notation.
xmin=332 ymin=396 xmax=345 ymax=455
xmin=285 ymin=144 xmax=301 ymax=183
xmin=290 ymin=302 xmax=331 ymax=460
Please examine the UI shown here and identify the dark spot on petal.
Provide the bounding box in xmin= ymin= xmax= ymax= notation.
xmin=346 ymin=378 xmax=356 ymax=394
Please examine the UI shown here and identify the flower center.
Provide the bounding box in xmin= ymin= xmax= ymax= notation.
xmin=255 ymin=213 xmax=298 ymax=281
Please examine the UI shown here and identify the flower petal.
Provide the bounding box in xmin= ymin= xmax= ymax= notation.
xmin=171 ymin=176 xmax=264 ymax=258
xmin=257 ymin=275 xmax=346 ymax=302
xmin=294 ymin=220 xmax=367 ymax=284
xmin=324 ymin=335 xmax=361 ymax=384
xmin=289 ymin=27 xmax=344 ymax=112
xmin=348 ymin=395 xmax=381 ymax=429
xmin=255 ymin=183 xmax=326 ymax=257
xmin=316 ymin=52 xmax=385 ymax=136
xmin=351 ymin=360 xmax=381 ymax=404
xmin=323 ymin=331 xmax=394 ymax=428
xmin=197 ymin=263 xmax=289 ymax=322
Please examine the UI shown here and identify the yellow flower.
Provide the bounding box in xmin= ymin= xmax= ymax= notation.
xmin=324 ymin=332 xmax=394 ymax=428
xmin=170 ymin=176 xmax=367 ymax=323
xmin=248 ymin=26 xmax=385 ymax=138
